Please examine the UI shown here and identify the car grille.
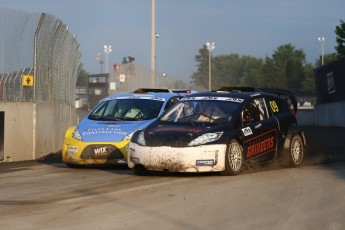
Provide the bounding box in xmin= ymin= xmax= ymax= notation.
xmin=80 ymin=144 xmax=124 ymax=159
xmin=147 ymin=134 xmax=193 ymax=147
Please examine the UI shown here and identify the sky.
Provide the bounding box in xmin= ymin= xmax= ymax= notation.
xmin=1 ymin=0 xmax=344 ymax=82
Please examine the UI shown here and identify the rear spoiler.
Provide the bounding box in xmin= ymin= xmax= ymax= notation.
xmin=216 ymin=87 xmax=297 ymax=113
xmin=133 ymin=88 xmax=198 ymax=97
xmin=258 ymin=88 xmax=297 ymax=113
xmin=216 ymin=87 xmax=257 ymax=93
xmin=133 ymin=88 xmax=171 ymax=93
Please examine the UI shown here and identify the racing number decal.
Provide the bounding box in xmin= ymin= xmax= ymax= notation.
xmin=269 ymin=101 xmax=279 ymax=113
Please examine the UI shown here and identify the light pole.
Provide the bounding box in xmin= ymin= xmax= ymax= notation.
xmin=155 ymin=32 xmax=159 ymax=73
xmin=206 ymin=42 xmax=215 ymax=91
xmin=104 ymin=45 xmax=112 ymax=73
xmin=163 ymin=73 xmax=167 ymax=88
xmin=151 ymin=0 xmax=156 ymax=88
xmin=318 ymin=37 xmax=325 ymax=65
xmin=96 ymin=52 xmax=104 ymax=74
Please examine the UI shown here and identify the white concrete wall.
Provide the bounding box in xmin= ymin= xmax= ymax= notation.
xmin=35 ymin=102 xmax=78 ymax=159
xmin=0 ymin=102 xmax=78 ymax=163
xmin=0 ymin=103 xmax=34 ymax=162
xmin=297 ymin=109 xmax=315 ymax=126
xmin=314 ymin=101 xmax=345 ymax=127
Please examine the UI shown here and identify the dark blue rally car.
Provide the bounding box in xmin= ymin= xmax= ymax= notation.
xmin=127 ymin=87 xmax=307 ymax=176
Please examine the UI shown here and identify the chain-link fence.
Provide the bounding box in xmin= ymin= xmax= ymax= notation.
xmin=0 ymin=8 xmax=81 ymax=104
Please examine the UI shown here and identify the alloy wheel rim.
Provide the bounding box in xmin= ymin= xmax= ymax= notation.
xmin=292 ymin=138 xmax=302 ymax=163
xmin=229 ymin=142 xmax=242 ymax=171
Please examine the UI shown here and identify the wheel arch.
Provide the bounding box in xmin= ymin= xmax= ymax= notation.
xmin=283 ymin=123 xmax=307 ymax=151
xmin=65 ymin=126 xmax=77 ymax=139
xmin=221 ymin=137 xmax=245 ymax=176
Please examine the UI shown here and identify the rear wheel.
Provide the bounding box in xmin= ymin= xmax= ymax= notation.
xmin=221 ymin=139 xmax=243 ymax=176
xmin=283 ymin=134 xmax=304 ymax=167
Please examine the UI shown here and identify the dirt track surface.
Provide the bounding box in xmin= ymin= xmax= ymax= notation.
xmin=302 ymin=125 xmax=345 ymax=164
xmin=1 ymin=125 xmax=345 ymax=230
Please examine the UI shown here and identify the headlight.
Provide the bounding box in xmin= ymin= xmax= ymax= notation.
xmin=188 ymin=132 xmax=223 ymax=146
xmin=137 ymin=130 xmax=146 ymax=146
xmin=72 ymin=128 xmax=83 ymax=141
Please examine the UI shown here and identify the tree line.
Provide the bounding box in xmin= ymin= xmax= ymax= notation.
xmin=77 ymin=20 xmax=345 ymax=95
xmin=191 ymin=20 xmax=345 ymax=96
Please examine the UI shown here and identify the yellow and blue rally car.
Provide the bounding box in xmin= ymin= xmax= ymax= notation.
xmin=62 ymin=88 xmax=183 ymax=167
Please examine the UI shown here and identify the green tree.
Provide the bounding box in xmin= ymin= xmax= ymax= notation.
xmin=239 ymin=55 xmax=264 ymax=87
xmin=271 ymin=44 xmax=306 ymax=94
xmin=261 ymin=56 xmax=278 ymax=88
xmin=314 ymin=53 xmax=338 ymax=67
xmin=191 ymin=43 xmax=315 ymax=95
xmin=335 ymin=19 xmax=345 ymax=57
xmin=299 ymin=63 xmax=315 ymax=95
xmin=212 ymin=54 xmax=243 ymax=89
xmin=191 ymin=45 xmax=209 ymax=89
xmin=173 ymin=79 xmax=188 ymax=89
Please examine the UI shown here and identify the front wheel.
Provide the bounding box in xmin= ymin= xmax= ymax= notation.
xmin=133 ymin=165 xmax=149 ymax=176
xmin=221 ymin=139 xmax=243 ymax=176
xmin=283 ymin=134 xmax=304 ymax=167
xmin=65 ymin=163 xmax=83 ymax=168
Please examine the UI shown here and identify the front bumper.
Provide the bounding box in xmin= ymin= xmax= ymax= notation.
xmin=127 ymin=142 xmax=227 ymax=172
xmin=62 ymin=137 xmax=130 ymax=165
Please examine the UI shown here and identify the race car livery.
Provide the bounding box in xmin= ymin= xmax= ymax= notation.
xmin=62 ymin=89 xmax=182 ymax=167
xmin=127 ymin=87 xmax=307 ymax=175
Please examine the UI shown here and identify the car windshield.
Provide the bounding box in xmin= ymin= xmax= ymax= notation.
xmin=88 ymin=98 xmax=164 ymax=121
xmin=160 ymin=98 xmax=240 ymax=124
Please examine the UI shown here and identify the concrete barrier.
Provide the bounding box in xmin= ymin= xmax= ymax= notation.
xmin=0 ymin=102 xmax=78 ymax=163
xmin=314 ymin=101 xmax=345 ymax=127
xmin=297 ymin=108 xmax=315 ymax=126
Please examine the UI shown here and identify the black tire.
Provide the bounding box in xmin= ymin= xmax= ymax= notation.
xmin=133 ymin=165 xmax=149 ymax=176
xmin=283 ymin=134 xmax=304 ymax=167
xmin=65 ymin=163 xmax=83 ymax=168
xmin=221 ymin=139 xmax=244 ymax=176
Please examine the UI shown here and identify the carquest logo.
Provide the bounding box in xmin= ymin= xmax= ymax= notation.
xmin=196 ymin=159 xmax=214 ymax=166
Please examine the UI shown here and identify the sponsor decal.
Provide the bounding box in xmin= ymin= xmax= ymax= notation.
xmin=114 ymin=96 xmax=165 ymax=101
xmin=245 ymin=129 xmax=276 ymax=158
xmin=94 ymin=147 xmax=107 ymax=156
xmin=241 ymin=127 xmax=253 ymax=136
xmin=67 ymin=146 xmax=78 ymax=152
xmin=181 ymin=97 xmax=244 ymax=103
xmin=255 ymin=123 xmax=262 ymax=129
xmin=82 ymin=127 xmax=128 ymax=136
xmin=196 ymin=159 xmax=215 ymax=166
xmin=225 ymin=97 xmax=244 ymax=103
xmin=327 ymin=72 xmax=336 ymax=94
xmin=67 ymin=146 xmax=78 ymax=158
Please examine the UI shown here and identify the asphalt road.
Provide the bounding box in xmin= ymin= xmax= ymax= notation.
xmin=0 ymin=125 xmax=345 ymax=230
